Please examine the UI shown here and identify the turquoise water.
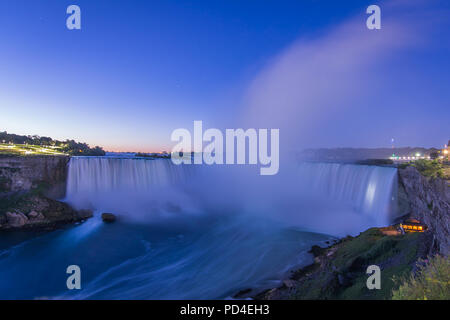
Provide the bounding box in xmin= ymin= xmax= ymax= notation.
xmin=0 ymin=158 xmax=397 ymax=299
xmin=0 ymin=213 xmax=331 ymax=299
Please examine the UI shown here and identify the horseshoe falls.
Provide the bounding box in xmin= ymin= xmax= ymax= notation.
xmin=0 ymin=157 xmax=398 ymax=299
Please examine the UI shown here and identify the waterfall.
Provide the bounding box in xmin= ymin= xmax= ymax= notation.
xmin=0 ymin=158 xmax=400 ymax=299
xmin=67 ymin=157 xmax=188 ymax=195
xmin=297 ymin=162 xmax=398 ymax=227
xmin=65 ymin=157 xmax=192 ymax=217
xmin=65 ymin=157 xmax=398 ymax=233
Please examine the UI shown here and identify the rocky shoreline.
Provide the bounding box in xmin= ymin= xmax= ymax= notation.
xmin=1 ymin=155 xmax=448 ymax=298
xmin=0 ymin=155 xmax=92 ymax=231
xmin=0 ymin=193 xmax=92 ymax=231
xmin=240 ymin=227 xmax=434 ymax=300
xmin=236 ymin=166 xmax=449 ymax=300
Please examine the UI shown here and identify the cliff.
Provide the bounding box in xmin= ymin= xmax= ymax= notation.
xmin=398 ymin=166 xmax=450 ymax=255
xmin=0 ymin=155 xmax=69 ymax=198
xmin=0 ymin=155 xmax=92 ymax=230
xmin=247 ymin=165 xmax=449 ymax=300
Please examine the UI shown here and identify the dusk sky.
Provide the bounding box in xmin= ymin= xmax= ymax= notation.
xmin=0 ymin=0 xmax=449 ymax=152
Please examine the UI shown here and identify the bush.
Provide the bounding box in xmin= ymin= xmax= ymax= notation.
xmin=413 ymin=159 xmax=444 ymax=178
xmin=392 ymin=255 xmax=450 ymax=300
xmin=398 ymin=159 xmax=446 ymax=178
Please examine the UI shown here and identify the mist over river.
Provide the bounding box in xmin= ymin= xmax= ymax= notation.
xmin=0 ymin=158 xmax=397 ymax=299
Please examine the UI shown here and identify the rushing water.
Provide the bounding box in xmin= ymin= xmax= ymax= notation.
xmin=0 ymin=157 xmax=398 ymax=299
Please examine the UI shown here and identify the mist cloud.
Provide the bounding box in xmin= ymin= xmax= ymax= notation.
xmin=242 ymin=0 xmax=447 ymax=151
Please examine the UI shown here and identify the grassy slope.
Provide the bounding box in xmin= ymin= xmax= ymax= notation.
xmin=392 ymin=254 xmax=450 ymax=300
xmin=0 ymin=143 xmax=67 ymax=156
xmin=288 ymin=228 xmax=429 ymax=300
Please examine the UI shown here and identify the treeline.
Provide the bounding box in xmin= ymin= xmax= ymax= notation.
xmin=299 ymin=147 xmax=440 ymax=161
xmin=135 ymin=152 xmax=170 ymax=159
xmin=0 ymin=131 xmax=105 ymax=156
xmin=63 ymin=140 xmax=106 ymax=156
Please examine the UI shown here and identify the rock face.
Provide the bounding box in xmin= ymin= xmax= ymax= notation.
xmin=398 ymin=166 xmax=450 ymax=255
xmin=101 ymin=213 xmax=116 ymax=223
xmin=0 ymin=155 xmax=69 ymax=198
xmin=0 ymin=155 xmax=93 ymax=230
xmin=6 ymin=211 xmax=29 ymax=228
xmin=255 ymin=228 xmax=432 ymax=300
xmin=243 ymin=165 xmax=449 ymax=301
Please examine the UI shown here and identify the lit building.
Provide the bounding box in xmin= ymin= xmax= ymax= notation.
xmin=441 ymin=140 xmax=449 ymax=160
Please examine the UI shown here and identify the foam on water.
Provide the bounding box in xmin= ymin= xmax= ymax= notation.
xmin=0 ymin=157 xmax=398 ymax=299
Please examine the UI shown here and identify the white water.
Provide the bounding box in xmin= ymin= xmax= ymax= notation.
xmin=65 ymin=157 xmax=397 ymax=234
xmin=0 ymin=157 xmax=398 ymax=299
xmin=67 ymin=157 xmax=189 ymax=195
xmin=297 ymin=162 xmax=397 ymax=228
xmin=66 ymin=157 xmax=196 ymax=221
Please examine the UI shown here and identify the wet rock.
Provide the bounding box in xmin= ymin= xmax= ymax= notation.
xmin=28 ymin=210 xmax=39 ymax=218
xmin=101 ymin=213 xmax=116 ymax=223
xmin=27 ymin=210 xmax=45 ymax=221
xmin=77 ymin=209 xmax=93 ymax=220
xmin=309 ymin=245 xmax=326 ymax=257
xmin=1 ymin=193 xmax=93 ymax=231
xmin=6 ymin=211 xmax=29 ymax=227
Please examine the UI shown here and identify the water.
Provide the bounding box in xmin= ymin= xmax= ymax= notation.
xmin=0 ymin=158 xmax=397 ymax=299
xmin=291 ymin=162 xmax=398 ymax=235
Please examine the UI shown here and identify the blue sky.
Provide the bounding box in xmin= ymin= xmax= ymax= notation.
xmin=0 ymin=0 xmax=449 ymax=151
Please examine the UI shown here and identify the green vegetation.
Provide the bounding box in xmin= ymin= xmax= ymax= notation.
xmin=392 ymin=255 xmax=450 ymax=300
xmin=61 ymin=140 xmax=105 ymax=156
xmin=0 ymin=131 xmax=105 ymax=156
xmin=290 ymin=228 xmax=426 ymax=300
xmin=412 ymin=159 xmax=444 ymax=178
xmin=442 ymin=165 xmax=450 ymax=181
xmin=0 ymin=179 xmax=52 ymax=223
xmin=398 ymin=159 xmax=445 ymax=179
xmin=0 ymin=143 xmax=67 ymax=156
xmin=0 ymin=192 xmax=26 ymax=215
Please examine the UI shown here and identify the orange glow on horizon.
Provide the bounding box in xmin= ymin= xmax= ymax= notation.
xmin=102 ymin=143 xmax=173 ymax=154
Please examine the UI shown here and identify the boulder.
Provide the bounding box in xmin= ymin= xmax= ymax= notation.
xmin=101 ymin=213 xmax=116 ymax=223
xmin=28 ymin=210 xmax=39 ymax=218
xmin=27 ymin=210 xmax=45 ymax=221
xmin=6 ymin=211 xmax=29 ymax=227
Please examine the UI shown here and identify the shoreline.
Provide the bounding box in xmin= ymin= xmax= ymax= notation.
xmin=240 ymin=226 xmax=435 ymax=300
xmin=232 ymin=237 xmax=340 ymax=300
xmin=233 ymin=161 xmax=450 ymax=300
